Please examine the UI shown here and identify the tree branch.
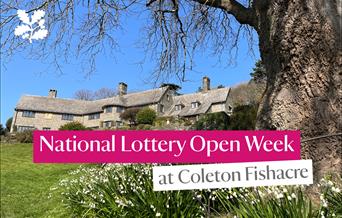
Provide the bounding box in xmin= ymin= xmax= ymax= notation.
xmin=193 ymin=0 xmax=255 ymax=26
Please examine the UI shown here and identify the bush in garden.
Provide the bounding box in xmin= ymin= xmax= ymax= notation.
xmin=15 ymin=130 xmax=33 ymax=143
xmin=194 ymin=112 xmax=230 ymax=130
xmin=136 ymin=107 xmax=156 ymax=125
xmin=59 ymin=165 xmax=204 ymax=217
xmin=119 ymin=108 xmax=141 ymax=126
xmin=59 ymin=121 xmax=88 ymax=130
xmin=6 ymin=117 xmax=13 ymax=132
xmin=0 ymin=124 xmax=6 ymax=136
xmin=228 ymin=104 xmax=258 ymax=130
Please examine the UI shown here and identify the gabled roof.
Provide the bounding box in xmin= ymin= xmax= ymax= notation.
xmin=164 ymin=87 xmax=230 ymax=117
xmin=15 ymin=87 xmax=169 ymax=115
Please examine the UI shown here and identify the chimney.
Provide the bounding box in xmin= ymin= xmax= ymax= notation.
xmin=118 ymin=82 xmax=127 ymax=96
xmin=48 ymin=89 xmax=57 ymax=98
xmin=202 ymin=76 xmax=210 ymax=92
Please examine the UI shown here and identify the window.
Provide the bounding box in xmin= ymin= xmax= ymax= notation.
xmin=104 ymin=121 xmax=112 ymax=128
xmin=191 ymin=102 xmax=200 ymax=109
xmin=116 ymin=107 xmax=124 ymax=113
xmin=89 ymin=113 xmax=100 ymax=120
xmin=175 ymin=104 xmax=183 ymax=111
xmin=22 ymin=111 xmax=35 ymax=118
xmin=17 ymin=126 xmax=35 ymax=132
xmin=62 ymin=114 xmax=74 ymax=121
xmin=167 ymin=94 xmax=170 ymax=101
xmin=160 ymin=104 xmax=164 ymax=113
xmin=43 ymin=127 xmax=51 ymax=130
xmin=104 ymin=106 xmax=112 ymax=113
xmin=116 ymin=121 xmax=122 ymax=127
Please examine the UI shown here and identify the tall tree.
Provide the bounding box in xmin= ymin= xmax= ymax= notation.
xmin=250 ymin=60 xmax=266 ymax=84
xmin=73 ymin=89 xmax=94 ymax=101
xmin=1 ymin=0 xmax=340 ymax=178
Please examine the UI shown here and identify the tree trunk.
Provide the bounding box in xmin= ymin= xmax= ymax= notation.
xmin=254 ymin=0 xmax=341 ymax=179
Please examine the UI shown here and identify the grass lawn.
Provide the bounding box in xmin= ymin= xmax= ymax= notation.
xmin=1 ymin=143 xmax=80 ymax=218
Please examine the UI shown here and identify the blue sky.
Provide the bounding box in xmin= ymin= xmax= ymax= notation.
xmin=1 ymin=11 xmax=260 ymax=124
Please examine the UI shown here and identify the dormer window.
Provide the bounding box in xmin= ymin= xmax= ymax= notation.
xmin=116 ymin=106 xmax=124 ymax=113
xmin=191 ymin=102 xmax=200 ymax=109
xmin=104 ymin=106 xmax=112 ymax=113
xmin=175 ymin=104 xmax=183 ymax=111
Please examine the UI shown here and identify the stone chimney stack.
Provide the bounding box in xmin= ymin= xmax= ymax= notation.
xmin=202 ymin=76 xmax=210 ymax=92
xmin=118 ymin=82 xmax=127 ymax=96
xmin=48 ymin=89 xmax=57 ymax=98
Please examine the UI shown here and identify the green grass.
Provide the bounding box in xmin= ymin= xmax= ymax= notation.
xmin=1 ymin=143 xmax=80 ymax=218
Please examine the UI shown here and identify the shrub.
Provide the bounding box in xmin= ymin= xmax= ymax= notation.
xmin=6 ymin=117 xmax=13 ymax=132
xmin=228 ymin=104 xmax=258 ymax=130
xmin=120 ymin=108 xmax=141 ymax=126
xmin=59 ymin=121 xmax=88 ymax=130
xmin=154 ymin=117 xmax=174 ymax=127
xmin=0 ymin=124 xmax=6 ymax=136
xmin=136 ymin=107 xmax=156 ymax=125
xmin=195 ymin=112 xmax=230 ymax=130
xmin=15 ymin=130 xmax=33 ymax=143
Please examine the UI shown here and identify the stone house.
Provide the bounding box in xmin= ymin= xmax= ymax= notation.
xmin=10 ymin=77 xmax=232 ymax=132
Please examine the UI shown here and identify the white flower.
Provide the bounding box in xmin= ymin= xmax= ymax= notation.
xmin=156 ymin=212 xmax=161 ymax=217
xmin=287 ymin=196 xmax=292 ymax=200
xmin=332 ymin=187 xmax=340 ymax=193
xmin=276 ymin=193 xmax=284 ymax=199
xmin=291 ymin=193 xmax=296 ymax=199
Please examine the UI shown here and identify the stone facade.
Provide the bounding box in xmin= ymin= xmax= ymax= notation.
xmin=11 ymin=77 xmax=232 ymax=132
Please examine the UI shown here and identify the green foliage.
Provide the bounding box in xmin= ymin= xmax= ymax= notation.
xmin=15 ymin=130 xmax=33 ymax=143
xmin=136 ymin=107 xmax=157 ymax=125
xmin=6 ymin=117 xmax=13 ymax=131
xmin=215 ymin=186 xmax=318 ymax=218
xmin=136 ymin=124 xmax=152 ymax=130
xmin=119 ymin=108 xmax=141 ymax=125
xmin=60 ymin=165 xmax=204 ymax=217
xmin=250 ymin=60 xmax=267 ymax=84
xmin=59 ymin=121 xmax=88 ymax=130
xmin=60 ymin=164 xmax=342 ymax=218
xmin=318 ymin=176 xmax=342 ymax=217
xmin=195 ymin=112 xmax=230 ymax=130
xmin=228 ymin=104 xmax=258 ymax=130
xmin=0 ymin=124 xmax=5 ymax=135
xmin=154 ymin=117 xmax=175 ymax=127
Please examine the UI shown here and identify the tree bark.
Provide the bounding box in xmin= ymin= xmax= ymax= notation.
xmin=253 ymin=0 xmax=342 ymax=179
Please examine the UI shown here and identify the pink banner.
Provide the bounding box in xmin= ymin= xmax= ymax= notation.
xmin=33 ymin=130 xmax=301 ymax=163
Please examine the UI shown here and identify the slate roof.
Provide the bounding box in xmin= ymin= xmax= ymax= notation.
xmin=164 ymin=87 xmax=230 ymax=117
xmin=15 ymin=87 xmax=169 ymax=115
